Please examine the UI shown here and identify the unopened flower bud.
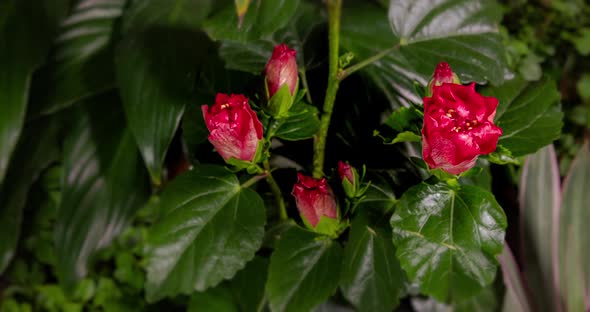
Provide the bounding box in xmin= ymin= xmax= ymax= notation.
xmin=292 ymin=173 xmax=338 ymax=229
xmin=337 ymin=161 xmax=359 ymax=198
xmin=426 ymin=62 xmax=461 ymax=96
xmin=264 ymin=44 xmax=298 ymax=117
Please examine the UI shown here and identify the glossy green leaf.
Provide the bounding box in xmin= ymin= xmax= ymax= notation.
xmin=391 ymin=182 xmax=507 ymax=301
xmin=188 ymin=285 xmax=238 ymax=312
xmin=481 ymin=77 xmax=562 ymax=156
xmin=266 ymin=226 xmax=342 ymax=312
xmin=559 ymin=141 xmax=590 ymax=312
xmin=116 ymin=30 xmax=205 ymax=184
xmin=55 ymin=96 xmax=149 ymax=291
xmin=217 ymin=1 xmax=324 ymax=74
xmin=203 ymin=0 xmax=300 ymax=43
xmin=340 ymin=215 xmax=406 ymax=312
xmin=122 ymin=0 xmax=213 ymax=34
xmin=145 ymin=166 xmax=265 ymax=302
xmin=454 ymin=286 xmax=498 ymax=312
xmin=519 ymin=144 xmax=560 ymax=310
xmin=0 ymin=117 xmax=61 ymax=273
xmin=356 ymin=171 xmax=398 ymax=214
xmin=28 ymin=0 xmax=124 ymax=119
xmin=0 ymin=0 xmax=68 ymax=185
xmin=341 ymin=1 xmax=509 ymax=107
xmin=274 ymin=102 xmax=320 ymax=141
xmin=499 ymin=243 xmax=532 ymax=312
xmin=231 ymin=256 xmax=268 ymax=312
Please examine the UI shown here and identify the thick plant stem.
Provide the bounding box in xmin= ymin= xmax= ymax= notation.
xmin=337 ymin=43 xmax=401 ymax=81
xmin=313 ymin=0 xmax=342 ymax=179
xmin=264 ymin=161 xmax=288 ymax=220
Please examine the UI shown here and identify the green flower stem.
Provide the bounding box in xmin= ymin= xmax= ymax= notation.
xmin=241 ymin=173 xmax=267 ymax=188
xmin=299 ymin=68 xmax=313 ymax=103
xmin=313 ymin=0 xmax=342 ymax=179
xmin=337 ymin=43 xmax=401 ymax=81
xmin=264 ymin=160 xmax=288 ymax=220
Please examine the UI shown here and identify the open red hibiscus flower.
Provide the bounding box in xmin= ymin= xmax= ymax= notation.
xmin=422 ymin=83 xmax=503 ymax=175
xmin=201 ymin=93 xmax=263 ymax=163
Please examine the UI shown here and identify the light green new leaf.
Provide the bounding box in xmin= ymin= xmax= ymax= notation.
xmin=145 ymin=166 xmax=265 ymax=302
xmin=559 ymin=141 xmax=590 ymax=312
xmin=266 ymin=226 xmax=342 ymax=312
xmin=391 ymin=182 xmax=507 ymax=302
xmin=341 ymin=1 xmax=509 ymax=107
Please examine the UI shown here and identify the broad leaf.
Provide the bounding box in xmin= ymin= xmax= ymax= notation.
xmin=0 ymin=0 xmax=68 ymax=185
xmin=356 ymin=171 xmax=398 ymax=214
xmin=559 ymin=141 xmax=590 ymax=312
xmin=55 ymin=96 xmax=149 ymax=291
xmin=188 ymin=285 xmax=238 ymax=312
xmin=116 ymin=30 xmax=205 ymax=184
xmin=341 ymin=1 xmax=509 ymax=107
xmin=340 ymin=215 xmax=406 ymax=312
xmin=0 ymin=117 xmax=61 ymax=273
xmin=231 ymin=256 xmax=268 ymax=312
xmin=217 ymin=1 xmax=324 ymax=73
xmin=391 ymin=182 xmax=507 ymax=301
xmin=145 ymin=165 xmax=265 ymax=302
xmin=274 ymin=102 xmax=320 ymax=141
xmin=454 ymin=286 xmax=498 ymax=312
xmin=28 ymin=0 xmax=124 ymax=118
xmin=266 ymin=226 xmax=342 ymax=312
xmin=122 ymin=0 xmax=213 ymax=34
xmin=482 ymin=77 xmax=563 ymax=156
xmin=203 ymin=0 xmax=300 ymax=43
xmin=499 ymin=243 xmax=532 ymax=312
xmin=519 ymin=144 xmax=560 ymax=310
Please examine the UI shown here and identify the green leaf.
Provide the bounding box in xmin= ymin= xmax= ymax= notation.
xmin=116 ymin=30 xmax=205 ymax=184
xmin=231 ymin=256 xmax=268 ymax=312
xmin=481 ymin=77 xmax=563 ymax=156
xmin=274 ymin=102 xmax=320 ymax=141
xmin=266 ymin=226 xmax=342 ymax=312
xmin=0 ymin=0 xmax=68 ymax=185
xmin=340 ymin=215 xmax=406 ymax=312
xmin=188 ymin=285 xmax=238 ymax=312
xmin=454 ymin=286 xmax=498 ymax=312
xmin=356 ymin=171 xmax=397 ymax=214
xmin=384 ymin=106 xmax=423 ymax=133
xmin=391 ymin=182 xmax=507 ymax=301
xmin=145 ymin=165 xmax=265 ymax=302
xmin=486 ymin=145 xmax=520 ymax=165
xmin=391 ymin=131 xmax=421 ymax=144
xmin=0 ymin=116 xmax=61 ymax=274
xmin=341 ymin=1 xmax=509 ymax=106
xmin=217 ymin=1 xmax=324 ymax=73
xmin=519 ymin=145 xmax=560 ymax=310
xmin=499 ymin=243 xmax=532 ymax=312
xmin=559 ymin=141 xmax=590 ymax=312
xmin=28 ymin=0 xmax=124 ymax=119
xmin=203 ymin=0 xmax=300 ymax=43
xmin=55 ymin=96 xmax=149 ymax=291
xmin=122 ymin=0 xmax=213 ymax=34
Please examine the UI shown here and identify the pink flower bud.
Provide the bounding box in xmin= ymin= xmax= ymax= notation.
xmin=337 ymin=161 xmax=355 ymax=185
xmin=292 ymin=173 xmax=337 ymax=228
xmin=264 ymin=44 xmax=298 ymax=97
xmin=426 ymin=62 xmax=461 ymax=96
xmin=201 ymin=93 xmax=263 ymax=162
xmin=422 ymin=83 xmax=502 ymax=175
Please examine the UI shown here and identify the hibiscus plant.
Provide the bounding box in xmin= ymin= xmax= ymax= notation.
xmin=1 ymin=0 xmax=588 ymax=311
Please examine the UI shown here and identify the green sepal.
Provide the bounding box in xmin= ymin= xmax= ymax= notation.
xmin=265 ymin=81 xmax=298 ymax=118
xmin=485 ymin=145 xmax=521 ymax=165
xmin=314 ymin=216 xmax=349 ymax=239
xmin=425 ymin=72 xmax=461 ymax=97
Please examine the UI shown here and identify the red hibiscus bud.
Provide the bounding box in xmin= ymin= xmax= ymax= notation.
xmin=201 ymin=93 xmax=263 ymax=163
xmin=264 ymin=44 xmax=298 ymax=117
xmin=265 ymin=44 xmax=298 ymax=97
xmin=338 ymin=161 xmax=358 ymax=198
xmin=422 ymin=83 xmax=502 ymax=175
xmin=426 ymin=62 xmax=461 ymax=96
xmin=292 ymin=173 xmax=338 ymax=228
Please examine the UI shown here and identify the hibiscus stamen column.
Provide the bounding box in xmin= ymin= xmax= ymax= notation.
xmin=313 ymin=0 xmax=342 ymax=178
